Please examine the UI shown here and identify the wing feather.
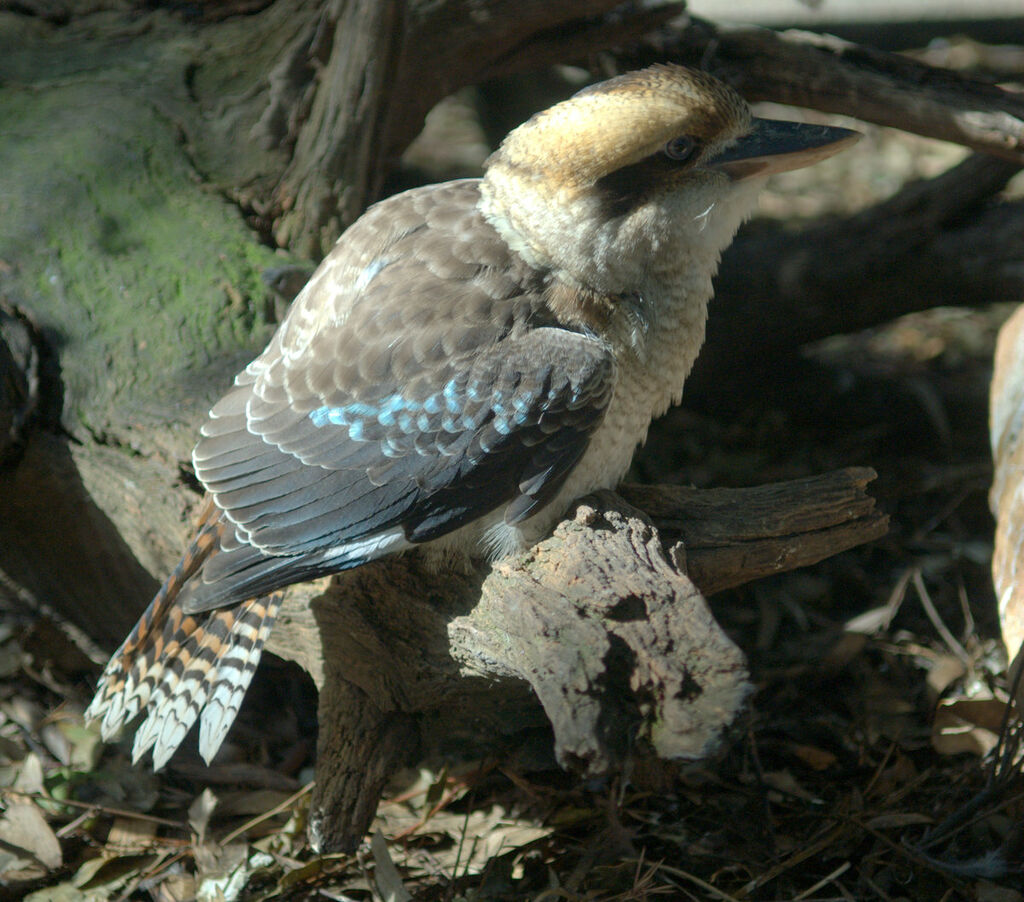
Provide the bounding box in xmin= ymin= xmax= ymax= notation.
xmin=186 ymin=181 xmax=614 ymax=612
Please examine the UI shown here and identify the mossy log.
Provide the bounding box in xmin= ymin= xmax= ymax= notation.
xmin=1 ymin=1 xmax=1015 ymax=647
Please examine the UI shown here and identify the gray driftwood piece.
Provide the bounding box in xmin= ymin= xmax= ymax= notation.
xmin=264 ymin=468 xmax=887 ymax=852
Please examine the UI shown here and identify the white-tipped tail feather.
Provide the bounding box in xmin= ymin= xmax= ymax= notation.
xmin=86 ymin=506 xmax=281 ymax=769
xmin=88 ymin=591 xmax=280 ymax=769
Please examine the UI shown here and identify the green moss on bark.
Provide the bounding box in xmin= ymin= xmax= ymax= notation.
xmin=0 ymin=81 xmax=280 ymax=439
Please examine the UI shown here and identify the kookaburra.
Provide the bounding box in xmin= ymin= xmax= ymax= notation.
xmin=87 ymin=65 xmax=858 ymax=768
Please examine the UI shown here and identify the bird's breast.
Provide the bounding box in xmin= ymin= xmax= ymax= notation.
xmin=493 ymin=273 xmax=715 ymax=555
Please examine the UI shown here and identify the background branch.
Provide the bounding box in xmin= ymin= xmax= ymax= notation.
xmin=637 ymin=17 xmax=1024 ymax=161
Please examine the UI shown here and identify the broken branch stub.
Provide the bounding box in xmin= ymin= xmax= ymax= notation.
xmin=448 ymin=498 xmax=751 ymax=772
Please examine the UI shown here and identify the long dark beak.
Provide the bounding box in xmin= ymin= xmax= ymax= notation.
xmin=711 ymin=119 xmax=861 ymax=180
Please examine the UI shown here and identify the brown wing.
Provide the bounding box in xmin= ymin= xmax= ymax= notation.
xmin=184 ymin=180 xmax=615 ymax=612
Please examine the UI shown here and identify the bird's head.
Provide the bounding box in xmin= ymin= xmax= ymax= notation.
xmin=480 ymin=64 xmax=859 ymax=299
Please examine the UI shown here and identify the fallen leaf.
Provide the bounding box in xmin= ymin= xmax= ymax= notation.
xmin=151 ymin=873 xmax=198 ymax=902
xmin=278 ymin=857 xmax=326 ymax=889
xmin=194 ymin=841 xmax=250 ymax=902
xmin=103 ymin=815 xmax=157 ymax=856
xmin=932 ymin=696 xmax=1012 ymax=757
xmin=790 ymin=744 xmax=837 ymax=771
xmin=0 ymin=801 xmax=62 ymax=871
xmin=379 ymin=806 xmax=552 ymax=879
xmin=24 ymin=882 xmax=102 ymax=901
xmin=189 ymin=787 xmax=218 ymax=845
xmin=0 ymin=641 xmax=25 ymax=678
xmin=925 ymin=654 xmax=967 ymax=702
xmin=761 ymin=770 xmax=822 ymax=803
xmin=73 ymin=853 xmax=160 ymax=892
xmin=57 ymin=720 xmax=103 ymax=771
xmin=372 ymin=831 xmax=413 ymax=902
xmin=14 ymin=752 xmax=45 ymax=794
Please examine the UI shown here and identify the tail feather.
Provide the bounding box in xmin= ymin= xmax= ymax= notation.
xmin=128 ymin=607 xmax=205 ymax=766
xmin=86 ymin=500 xmax=281 ymax=769
xmin=199 ymin=599 xmax=280 ymax=763
xmin=127 ymin=597 xmax=281 ymax=768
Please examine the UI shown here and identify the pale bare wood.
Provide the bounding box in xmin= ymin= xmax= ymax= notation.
xmin=990 ymin=304 xmax=1024 ymax=695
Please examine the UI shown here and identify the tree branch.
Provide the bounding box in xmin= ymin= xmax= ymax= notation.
xmin=637 ymin=17 xmax=1024 ymax=161
xmin=688 ymin=152 xmax=1023 ymax=402
xmin=266 ymin=469 xmax=886 ymax=852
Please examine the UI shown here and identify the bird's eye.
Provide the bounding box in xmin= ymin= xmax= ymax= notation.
xmin=664 ymin=136 xmax=697 ymax=162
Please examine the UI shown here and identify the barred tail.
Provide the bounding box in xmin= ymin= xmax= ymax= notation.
xmin=85 ymin=503 xmax=281 ymax=769
xmin=127 ymin=595 xmax=280 ymax=768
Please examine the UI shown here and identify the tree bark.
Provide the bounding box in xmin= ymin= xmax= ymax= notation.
xmin=1 ymin=0 xmax=696 ymax=635
xmin=643 ymin=17 xmax=1024 ymax=163
xmin=688 ymin=152 xmax=1024 ymax=403
xmin=270 ymin=0 xmax=686 ymax=256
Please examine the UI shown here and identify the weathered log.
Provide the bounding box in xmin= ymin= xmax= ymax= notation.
xmin=2 ymin=0 xmax=1017 ymax=646
xmin=621 ymin=467 xmax=888 ymax=594
xmin=264 ymin=469 xmax=887 ymax=852
xmin=990 ymin=304 xmax=1024 ymax=694
xmin=0 ymin=0 xmax=697 ymax=630
xmin=0 ymin=4 xmax=913 ymax=857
